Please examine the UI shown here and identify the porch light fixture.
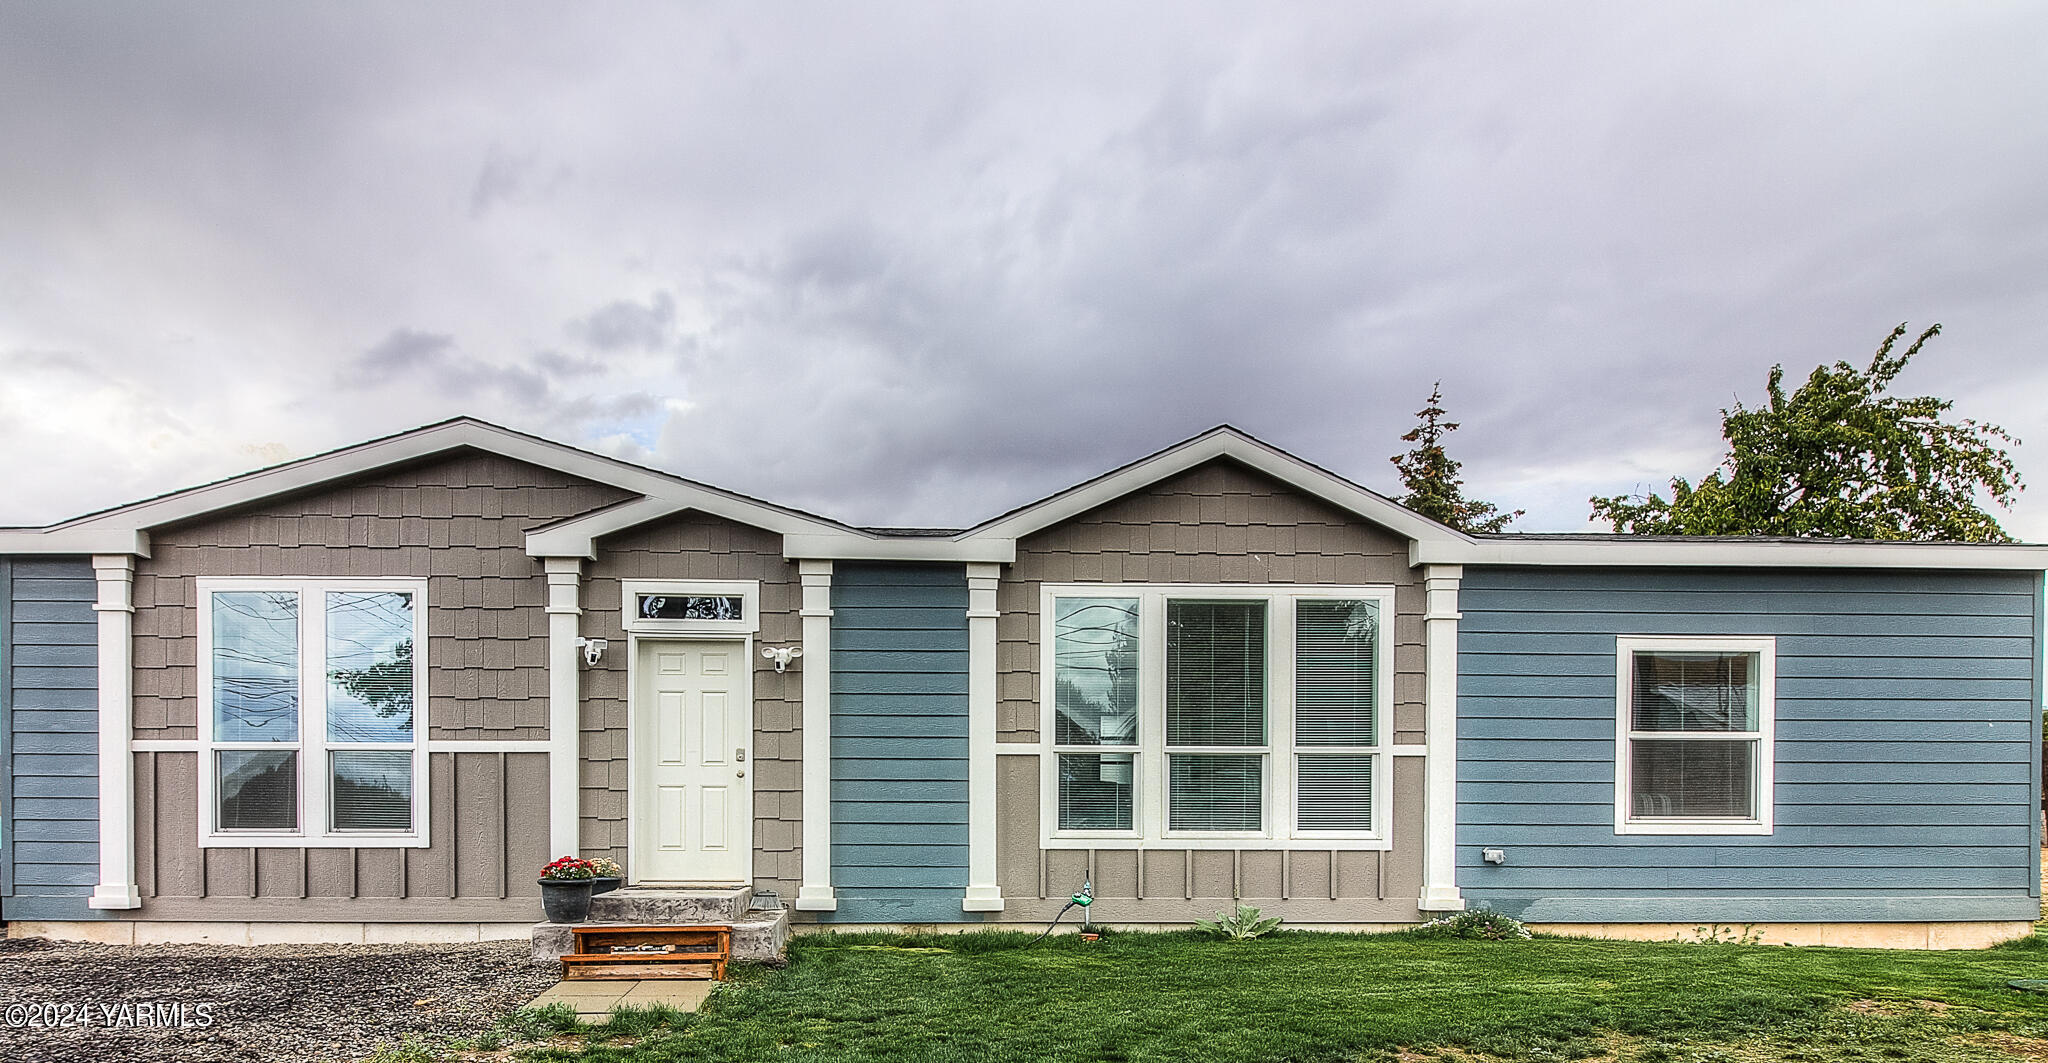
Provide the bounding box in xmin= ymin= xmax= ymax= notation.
xmin=576 ymin=637 xmax=609 ymax=666
xmin=761 ymin=645 xmax=804 ymax=673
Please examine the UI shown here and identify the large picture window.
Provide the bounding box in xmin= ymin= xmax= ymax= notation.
xmin=1616 ymin=636 xmax=1775 ymax=836
xmin=200 ymin=579 xmax=429 ymax=847
xmin=1042 ymin=585 xmax=1393 ymax=848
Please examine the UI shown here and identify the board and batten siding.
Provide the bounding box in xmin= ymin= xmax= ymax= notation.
xmin=1457 ymin=566 xmax=2045 ymax=923
xmin=125 ymin=451 xmax=631 ymax=918
xmin=993 ymin=459 xmax=1428 ymax=923
xmin=821 ymin=562 xmax=972 ymax=923
xmin=3 ymin=557 xmax=103 ymax=920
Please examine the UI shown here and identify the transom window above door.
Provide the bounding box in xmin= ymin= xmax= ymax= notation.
xmin=619 ymin=580 xmax=760 ymax=636
xmin=1040 ymin=584 xmax=1395 ymax=849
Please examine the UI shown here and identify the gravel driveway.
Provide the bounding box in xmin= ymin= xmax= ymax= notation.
xmin=0 ymin=935 xmax=557 ymax=1063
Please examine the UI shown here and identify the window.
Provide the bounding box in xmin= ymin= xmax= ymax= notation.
xmin=1042 ymin=585 xmax=1393 ymax=848
xmin=199 ymin=579 xmax=428 ymax=847
xmin=1616 ymin=636 xmax=1775 ymax=836
xmin=620 ymin=580 xmax=760 ymax=636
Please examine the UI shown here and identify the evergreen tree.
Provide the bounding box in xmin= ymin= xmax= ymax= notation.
xmin=1590 ymin=324 xmax=2024 ymax=541
xmin=1391 ymin=383 xmax=1522 ymax=533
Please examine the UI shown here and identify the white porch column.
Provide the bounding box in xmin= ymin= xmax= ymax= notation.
xmin=794 ymin=561 xmax=838 ymax=911
xmin=87 ymin=554 xmax=140 ymax=910
xmin=962 ymin=562 xmax=1005 ymax=912
xmin=544 ymin=557 xmax=584 ymax=861
xmin=1418 ymin=564 xmax=1466 ymax=912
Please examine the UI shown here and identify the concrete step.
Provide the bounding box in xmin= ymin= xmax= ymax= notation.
xmin=531 ymin=907 xmax=790 ymax=967
xmin=588 ymin=886 xmax=754 ymax=924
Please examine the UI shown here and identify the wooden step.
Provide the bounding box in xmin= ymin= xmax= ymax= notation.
xmin=561 ymin=924 xmax=731 ymax=982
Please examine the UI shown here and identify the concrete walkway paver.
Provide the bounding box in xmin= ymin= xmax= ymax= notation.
xmin=529 ymin=979 xmax=717 ymax=1020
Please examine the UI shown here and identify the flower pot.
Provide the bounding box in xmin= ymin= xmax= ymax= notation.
xmin=538 ymin=878 xmax=595 ymax=923
xmin=590 ymin=876 xmax=622 ymax=896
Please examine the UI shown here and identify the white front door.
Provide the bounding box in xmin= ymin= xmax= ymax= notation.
xmin=632 ymin=639 xmax=751 ymax=885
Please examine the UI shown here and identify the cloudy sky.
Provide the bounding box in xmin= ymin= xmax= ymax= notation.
xmin=3 ymin=3 xmax=2044 ymax=538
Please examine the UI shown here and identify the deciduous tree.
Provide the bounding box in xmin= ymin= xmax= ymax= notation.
xmin=1590 ymin=323 xmax=2023 ymax=541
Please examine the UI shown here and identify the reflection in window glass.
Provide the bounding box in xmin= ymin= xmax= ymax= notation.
xmin=638 ymin=595 xmax=744 ymax=621
xmin=212 ymin=592 xmax=300 ymax=741
xmin=1057 ymin=752 xmax=1134 ymax=830
xmin=1052 ymin=598 xmax=1139 ymax=745
xmin=326 ymin=592 xmax=415 ymax=743
xmin=333 ymin=750 xmax=415 ymax=832
xmin=218 ymin=749 xmax=298 ymax=831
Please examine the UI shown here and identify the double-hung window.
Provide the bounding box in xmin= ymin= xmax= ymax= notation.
xmin=199 ymin=578 xmax=429 ymax=847
xmin=1615 ymin=636 xmax=1775 ymax=836
xmin=1043 ymin=584 xmax=1393 ymax=848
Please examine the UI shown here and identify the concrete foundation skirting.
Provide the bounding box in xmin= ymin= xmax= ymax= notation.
xmin=793 ymin=922 xmax=1425 ymax=936
xmin=1524 ymin=921 xmax=2038 ymax=950
xmin=7 ymin=921 xmax=535 ymax=946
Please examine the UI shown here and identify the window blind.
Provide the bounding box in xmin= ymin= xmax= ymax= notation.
xmin=332 ymin=750 xmax=415 ymax=832
xmin=1631 ymin=739 xmax=1754 ymax=818
xmin=1168 ymin=753 xmax=1263 ymax=831
xmin=1296 ymin=754 xmax=1374 ymax=831
xmin=1166 ymin=600 xmax=1266 ymax=746
xmin=1057 ymin=752 xmax=1135 ymax=830
xmin=1294 ymin=599 xmax=1376 ymax=745
xmin=1632 ymin=651 xmax=1757 ymax=732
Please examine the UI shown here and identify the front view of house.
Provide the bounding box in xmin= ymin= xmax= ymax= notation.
xmin=1 ymin=420 xmax=2041 ymax=947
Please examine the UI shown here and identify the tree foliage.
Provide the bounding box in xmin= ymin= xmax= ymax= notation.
xmin=1390 ymin=383 xmax=1522 ymax=533
xmin=1590 ymin=324 xmax=2024 ymax=541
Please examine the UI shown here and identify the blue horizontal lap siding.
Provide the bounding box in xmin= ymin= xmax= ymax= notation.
xmin=3 ymin=557 xmax=103 ymax=920
xmin=1457 ymin=567 xmax=2044 ymax=924
xmin=823 ymin=563 xmax=972 ymax=923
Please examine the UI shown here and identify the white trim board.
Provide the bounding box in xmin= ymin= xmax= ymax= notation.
xmin=1036 ymin=582 xmax=1399 ymax=853
xmin=1613 ymin=635 xmax=1778 ymax=837
xmin=1412 ymin=537 xmax=2048 ymax=570
xmin=194 ymin=577 xmax=433 ymax=850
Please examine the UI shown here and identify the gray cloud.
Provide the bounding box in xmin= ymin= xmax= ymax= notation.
xmin=569 ymin=292 xmax=677 ymax=353
xmin=0 ymin=3 xmax=2041 ymax=541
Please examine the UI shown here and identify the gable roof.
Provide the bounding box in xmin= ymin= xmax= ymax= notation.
xmin=0 ymin=417 xmax=862 ymax=556
xmin=954 ymin=425 xmax=1475 ymax=545
xmin=3 ymin=417 xmax=2043 ymax=571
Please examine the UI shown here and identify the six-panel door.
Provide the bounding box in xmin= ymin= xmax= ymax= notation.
xmin=632 ymin=640 xmax=751 ymax=884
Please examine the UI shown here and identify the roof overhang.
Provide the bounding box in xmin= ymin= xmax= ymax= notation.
xmin=955 ymin=426 xmax=1477 ymax=549
xmin=0 ymin=418 xmax=861 ymax=558
xmin=1411 ymin=536 xmax=2048 ymax=570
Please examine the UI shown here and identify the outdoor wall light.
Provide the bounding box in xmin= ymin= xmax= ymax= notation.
xmin=576 ymin=637 xmax=609 ymax=666
xmin=761 ymin=645 xmax=804 ymax=673
xmin=1482 ymin=848 xmax=1508 ymax=865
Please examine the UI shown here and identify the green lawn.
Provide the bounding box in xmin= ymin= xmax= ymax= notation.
xmin=395 ymin=926 xmax=2048 ymax=1063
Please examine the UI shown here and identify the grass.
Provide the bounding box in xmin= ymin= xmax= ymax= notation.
xmin=378 ymin=925 xmax=2048 ymax=1063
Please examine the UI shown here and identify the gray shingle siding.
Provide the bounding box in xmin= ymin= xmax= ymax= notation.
xmin=1457 ymin=566 xmax=2044 ymax=923
xmin=3 ymin=556 xmax=103 ymax=921
xmin=823 ymin=562 xmax=972 ymax=923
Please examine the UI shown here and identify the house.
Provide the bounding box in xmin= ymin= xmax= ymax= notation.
xmin=0 ymin=419 xmax=2040 ymax=948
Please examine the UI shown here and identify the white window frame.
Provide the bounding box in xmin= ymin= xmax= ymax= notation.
xmin=1039 ymin=583 xmax=1396 ymax=851
xmin=1614 ymin=635 xmax=1776 ymax=837
xmin=620 ymin=580 xmax=761 ymax=637
xmin=197 ymin=577 xmax=430 ymax=849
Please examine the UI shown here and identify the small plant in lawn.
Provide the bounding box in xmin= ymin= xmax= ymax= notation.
xmin=1679 ymin=923 xmax=1763 ymax=945
xmin=504 ymin=1002 xmax=585 ymax=1041
xmin=599 ymin=1003 xmax=689 ymax=1038
xmin=1195 ymin=903 xmax=1283 ymax=940
xmin=542 ymin=856 xmax=597 ymax=880
xmin=1412 ymin=909 xmax=1532 ymax=940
